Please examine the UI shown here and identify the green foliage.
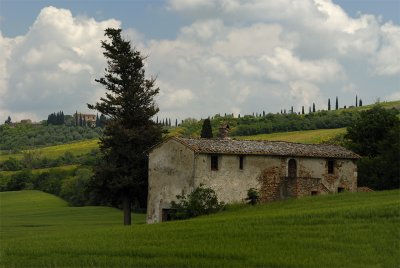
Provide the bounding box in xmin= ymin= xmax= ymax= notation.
xmin=6 ymin=170 xmax=32 ymax=191
xmin=0 ymin=124 xmax=101 ymax=151
xmin=87 ymin=28 xmax=162 ymax=224
xmin=200 ymin=118 xmax=213 ymax=138
xmin=170 ymin=184 xmax=225 ymax=220
xmin=47 ymin=111 xmax=65 ymax=125
xmin=345 ymin=105 xmax=400 ymax=190
xmin=246 ymin=188 xmax=260 ymax=205
xmin=1 ymin=190 xmax=399 ymax=267
xmin=60 ymin=168 xmax=93 ymax=206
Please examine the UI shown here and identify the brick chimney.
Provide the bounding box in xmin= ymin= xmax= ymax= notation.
xmin=218 ymin=123 xmax=230 ymax=139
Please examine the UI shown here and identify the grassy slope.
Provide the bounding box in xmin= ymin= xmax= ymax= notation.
xmin=0 ymin=139 xmax=99 ymax=162
xmin=1 ymin=190 xmax=399 ymax=267
xmin=236 ymin=128 xmax=346 ymax=143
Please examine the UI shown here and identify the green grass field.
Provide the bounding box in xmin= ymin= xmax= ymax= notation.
xmin=1 ymin=190 xmax=399 ymax=267
xmin=0 ymin=139 xmax=99 ymax=162
xmin=236 ymin=128 xmax=347 ymax=144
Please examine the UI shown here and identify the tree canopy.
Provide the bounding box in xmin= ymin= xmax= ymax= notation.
xmin=87 ymin=28 xmax=162 ymax=225
xmin=345 ymin=105 xmax=399 ymax=190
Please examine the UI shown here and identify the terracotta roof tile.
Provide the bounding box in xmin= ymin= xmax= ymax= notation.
xmin=173 ymin=137 xmax=360 ymax=159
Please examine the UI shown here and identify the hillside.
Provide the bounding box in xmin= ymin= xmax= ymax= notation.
xmin=175 ymin=100 xmax=400 ymax=138
xmin=1 ymin=190 xmax=399 ymax=267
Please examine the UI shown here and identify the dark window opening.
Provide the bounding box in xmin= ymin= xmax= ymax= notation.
xmin=338 ymin=187 xmax=345 ymax=193
xmin=328 ymin=160 xmax=334 ymax=174
xmin=211 ymin=155 xmax=218 ymax=170
xmin=288 ymin=159 xmax=297 ymax=178
xmin=239 ymin=155 xmax=244 ymax=170
xmin=162 ymin=209 xmax=176 ymax=222
xmin=311 ymin=191 xmax=318 ymax=196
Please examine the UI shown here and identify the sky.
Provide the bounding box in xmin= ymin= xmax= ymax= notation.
xmin=0 ymin=0 xmax=399 ymax=123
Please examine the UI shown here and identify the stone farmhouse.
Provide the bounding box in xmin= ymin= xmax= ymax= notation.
xmin=147 ymin=134 xmax=359 ymax=223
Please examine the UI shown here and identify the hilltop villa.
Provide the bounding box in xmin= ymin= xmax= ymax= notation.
xmin=147 ymin=129 xmax=359 ymax=223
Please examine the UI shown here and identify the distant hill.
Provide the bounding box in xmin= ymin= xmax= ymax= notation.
xmin=0 ymin=124 xmax=101 ymax=151
xmin=173 ymin=100 xmax=400 ymax=139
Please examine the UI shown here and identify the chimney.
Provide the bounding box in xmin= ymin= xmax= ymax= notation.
xmin=218 ymin=123 xmax=230 ymax=139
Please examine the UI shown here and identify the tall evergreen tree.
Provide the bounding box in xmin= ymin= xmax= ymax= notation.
xmin=359 ymin=99 xmax=363 ymax=107
xmin=200 ymin=118 xmax=213 ymax=138
xmin=87 ymin=28 xmax=162 ymax=225
xmin=356 ymin=95 xmax=358 ymax=107
xmin=312 ymin=103 xmax=316 ymax=112
xmin=328 ymin=98 xmax=331 ymax=111
xmin=302 ymin=106 xmax=304 ymax=115
xmin=335 ymin=96 xmax=339 ymax=110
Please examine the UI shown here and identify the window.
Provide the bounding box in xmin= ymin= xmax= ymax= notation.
xmin=239 ymin=155 xmax=244 ymax=170
xmin=288 ymin=159 xmax=297 ymax=178
xmin=211 ymin=155 xmax=218 ymax=170
xmin=338 ymin=187 xmax=345 ymax=193
xmin=328 ymin=160 xmax=334 ymax=174
xmin=311 ymin=191 xmax=318 ymax=196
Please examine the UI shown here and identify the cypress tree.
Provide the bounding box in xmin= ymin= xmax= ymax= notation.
xmin=359 ymin=99 xmax=363 ymax=107
xmin=356 ymin=95 xmax=358 ymax=107
xmin=87 ymin=28 xmax=162 ymax=225
xmin=335 ymin=96 xmax=338 ymax=110
xmin=312 ymin=103 xmax=316 ymax=112
xmin=200 ymin=118 xmax=213 ymax=138
xmin=302 ymin=106 xmax=304 ymax=115
xmin=328 ymin=98 xmax=331 ymax=111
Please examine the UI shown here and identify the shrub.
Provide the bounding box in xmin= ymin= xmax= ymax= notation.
xmin=6 ymin=170 xmax=33 ymax=191
xmin=60 ymin=168 xmax=92 ymax=206
xmin=246 ymin=188 xmax=260 ymax=205
xmin=170 ymin=184 xmax=225 ymax=220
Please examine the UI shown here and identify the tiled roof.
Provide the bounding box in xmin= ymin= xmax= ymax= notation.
xmin=173 ymin=137 xmax=360 ymax=159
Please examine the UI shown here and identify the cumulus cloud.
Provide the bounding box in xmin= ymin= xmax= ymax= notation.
xmin=1 ymin=6 xmax=120 ymax=122
xmin=1 ymin=1 xmax=399 ymax=123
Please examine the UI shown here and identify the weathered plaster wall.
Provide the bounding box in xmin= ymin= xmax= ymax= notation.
xmin=194 ymin=154 xmax=274 ymax=203
xmin=147 ymin=143 xmax=358 ymax=223
xmin=147 ymin=140 xmax=195 ymax=223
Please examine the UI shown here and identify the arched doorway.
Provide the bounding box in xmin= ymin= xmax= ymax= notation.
xmin=288 ymin=159 xmax=297 ymax=178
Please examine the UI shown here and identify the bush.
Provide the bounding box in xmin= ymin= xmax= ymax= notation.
xmin=60 ymin=168 xmax=92 ymax=206
xmin=6 ymin=170 xmax=32 ymax=191
xmin=246 ymin=188 xmax=260 ymax=205
xmin=170 ymin=184 xmax=225 ymax=220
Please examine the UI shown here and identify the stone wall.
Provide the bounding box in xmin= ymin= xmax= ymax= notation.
xmin=147 ymin=141 xmax=358 ymax=223
xmin=147 ymin=139 xmax=195 ymax=223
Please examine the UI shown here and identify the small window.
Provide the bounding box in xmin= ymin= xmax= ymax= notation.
xmin=211 ymin=155 xmax=218 ymax=170
xmin=328 ymin=160 xmax=334 ymax=174
xmin=338 ymin=187 xmax=345 ymax=193
xmin=288 ymin=159 xmax=297 ymax=178
xmin=311 ymin=191 xmax=318 ymax=196
xmin=239 ymin=155 xmax=244 ymax=170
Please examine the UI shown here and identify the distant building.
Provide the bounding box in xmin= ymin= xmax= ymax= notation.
xmin=74 ymin=112 xmax=96 ymax=127
xmin=20 ymin=119 xmax=32 ymax=124
xmin=147 ymin=127 xmax=360 ymax=223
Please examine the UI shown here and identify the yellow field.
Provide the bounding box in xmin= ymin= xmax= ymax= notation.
xmin=236 ymin=128 xmax=347 ymax=144
xmin=0 ymin=139 xmax=99 ymax=162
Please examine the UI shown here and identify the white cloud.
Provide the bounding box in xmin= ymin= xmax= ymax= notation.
xmin=1 ymin=2 xmax=399 ymax=123
xmin=1 ymin=6 xmax=120 ymax=122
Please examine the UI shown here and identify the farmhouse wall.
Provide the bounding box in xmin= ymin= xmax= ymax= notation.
xmin=147 ymin=140 xmax=195 ymax=224
xmin=147 ymin=137 xmax=358 ymax=223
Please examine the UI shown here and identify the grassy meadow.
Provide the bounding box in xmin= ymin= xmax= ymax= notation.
xmin=237 ymin=128 xmax=346 ymax=144
xmin=1 ymin=190 xmax=399 ymax=267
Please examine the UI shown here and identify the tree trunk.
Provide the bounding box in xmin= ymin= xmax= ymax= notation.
xmin=123 ymin=194 xmax=132 ymax=225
